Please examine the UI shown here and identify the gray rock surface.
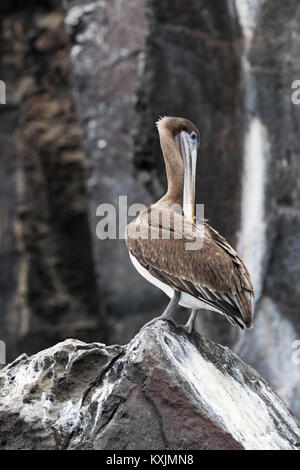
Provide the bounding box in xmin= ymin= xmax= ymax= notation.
xmin=231 ymin=0 xmax=300 ymax=420
xmin=64 ymin=0 xmax=167 ymax=345
xmin=0 ymin=322 xmax=299 ymax=450
xmin=0 ymin=0 xmax=108 ymax=361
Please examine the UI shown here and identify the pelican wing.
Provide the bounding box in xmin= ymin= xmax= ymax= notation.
xmin=126 ymin=207 xmax=254 ymax=329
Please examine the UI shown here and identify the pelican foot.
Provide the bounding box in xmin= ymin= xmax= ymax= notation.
xmin=142 ymin=290 xmax=181 ymax=330
xmin=181 ymin=323 xmax=193 ymax=335
xmin=142 ymin=316 xmax=176 ymax=330
xmin=182 ymin=309 xmax=198 ymax=335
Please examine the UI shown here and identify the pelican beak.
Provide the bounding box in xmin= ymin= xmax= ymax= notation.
xmin=175 ymin=131 xmax=197 ymax=223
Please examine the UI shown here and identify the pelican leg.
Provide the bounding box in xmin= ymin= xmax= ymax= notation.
xmin=183 ymin=308 xmax=198 ymax=334
xmin=143 ymin=290 xmax=181 ymax=329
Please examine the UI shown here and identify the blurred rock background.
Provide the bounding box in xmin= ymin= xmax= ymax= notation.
xmin=0 ymin=0 xmax=299 ymax=418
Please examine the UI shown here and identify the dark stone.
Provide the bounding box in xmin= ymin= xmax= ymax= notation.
xmin=135 ymin=0 xmax=244 ymax=252
xmin=0 ymin=323 xmax=299 ymax=450
xmin=0 ymin=0 xmax=107 ymax=361
xmin=64 ymin=0 xmax=167 ymax=344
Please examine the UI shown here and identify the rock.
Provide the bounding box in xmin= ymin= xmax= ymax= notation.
xmin=64 ymin=0 xmax=167 ymax=345
xmin=0 ymin=322 xmax=299 ymax=450
xmin=227 ymin=0 xmax=300 ymax=419
xmin=0 ymin=0 xmax=108 ymax=361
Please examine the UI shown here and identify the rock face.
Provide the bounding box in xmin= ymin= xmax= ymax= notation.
xmin=231 ymin=0 xmax=300 ymax=420
xmin=0 ymin=0 xmax=108 ymax=361
xmin=0 ymin=322 xmax=299 ymax=450
xmin=1 ymin=0 xmax=300 ymax=423
xmin=64 ymin=0 xmax=167 ymax=344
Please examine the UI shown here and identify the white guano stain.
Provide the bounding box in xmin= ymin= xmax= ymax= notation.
xmin=55 ymin=399 xmax=82 ymax=434
xmin=0 ymin=340 xmax=96 ymax=432
xmin=157 ymin=327 xmax=299 ymax=450
xmin=65 ymin=2 xmax=100 ymax=27
xmin=237 ymin=118 xmax=268 ymax=298
xmin=234 ymin=0 xmax=264 ymax=40
xmin=234 ymin=0 xmax=268 ymax=299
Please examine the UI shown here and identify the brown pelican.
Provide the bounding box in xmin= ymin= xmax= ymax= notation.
xmin=126 ymin=117 xmax=254 ymax=332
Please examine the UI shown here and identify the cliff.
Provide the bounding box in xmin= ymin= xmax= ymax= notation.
xmin=1 ymin=0 xmax=300 ymax=421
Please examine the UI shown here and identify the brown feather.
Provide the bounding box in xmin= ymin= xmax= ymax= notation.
xmin=126 ymin=206 xmax=254 ymax=329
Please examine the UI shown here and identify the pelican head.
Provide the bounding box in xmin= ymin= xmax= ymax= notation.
xmin=157 ymin=116 xmax=200 ymax=222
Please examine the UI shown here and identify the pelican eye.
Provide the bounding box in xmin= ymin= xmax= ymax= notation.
xmin=190 ymin=131 xmax=197 ymax=142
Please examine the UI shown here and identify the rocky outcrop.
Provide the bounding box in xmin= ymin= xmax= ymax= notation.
xmin=0 ymin=322 xmax=299 ymax=450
